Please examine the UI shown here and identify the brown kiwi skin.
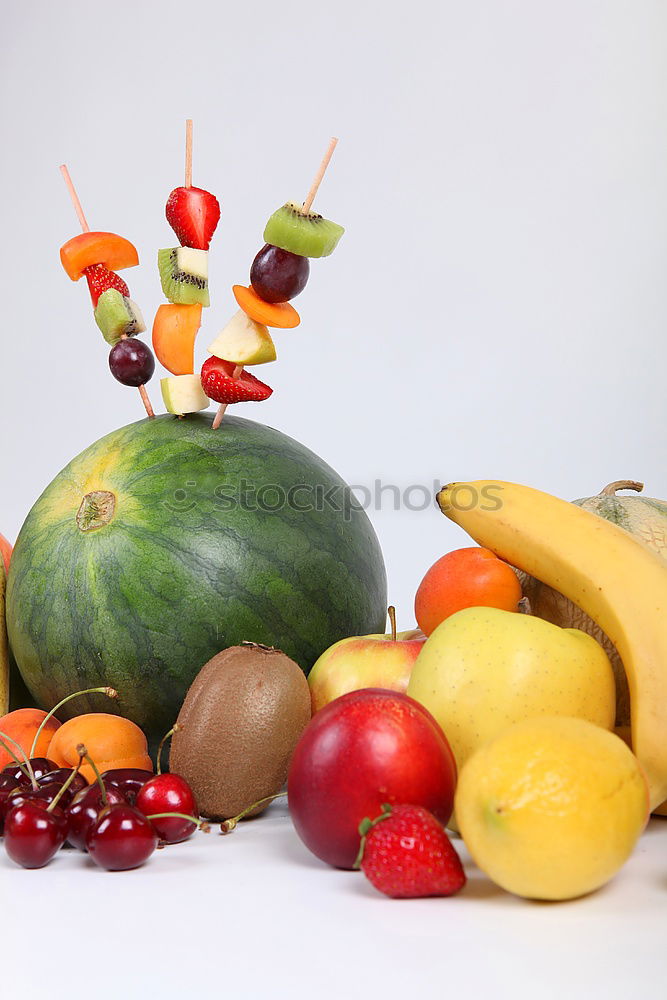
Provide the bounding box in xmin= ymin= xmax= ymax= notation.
xmin=169 ymin=644 xmax=312 ymax=821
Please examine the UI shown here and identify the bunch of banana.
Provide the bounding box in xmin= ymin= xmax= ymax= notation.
xmin=437 ymin=480 xmax=667 ymax=811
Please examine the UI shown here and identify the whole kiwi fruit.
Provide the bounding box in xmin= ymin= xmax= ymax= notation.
xmin=169 ymin=643 xmax=312 ymax=821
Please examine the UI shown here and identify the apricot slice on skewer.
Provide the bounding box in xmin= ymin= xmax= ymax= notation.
xmin=152 ymin=303 xmax=202 ymax=375
xmin=232 ymin=285 xmax=300 ymax=329
xmin=60 ymin=232 xmax=139 ymax=281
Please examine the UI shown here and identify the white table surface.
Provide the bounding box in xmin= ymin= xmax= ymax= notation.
xmin=1 ymin=801 xmax=665 ymax=999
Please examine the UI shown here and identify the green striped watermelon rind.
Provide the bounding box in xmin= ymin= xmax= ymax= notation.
xmin=6 ymin=413 xmax=388 ymax=745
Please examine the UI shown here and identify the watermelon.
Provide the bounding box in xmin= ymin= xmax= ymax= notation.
xmin=6 ymin=414 xmax=387 ymax=745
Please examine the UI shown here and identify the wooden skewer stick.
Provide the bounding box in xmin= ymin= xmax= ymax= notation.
xmin=60 ymin=165 xmax=90 ymax=231
xmin=302 ymin=137 xmax=338 ymax=214
xmin=185 ymin=119 xmax=193 ymax=189
xmin=211 ymin=365 xmax=243 ymax=430
xmin=60 ymin=164 xmax=155 ymax=419
xmin=212 ymin=138 xmax=339 ymax=430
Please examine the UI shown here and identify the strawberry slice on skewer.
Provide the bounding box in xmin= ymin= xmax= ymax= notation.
xmin=201 ymin=356 xmax=272 ymax=404
xmin=84 ymin=264 xmax=130 ymax=307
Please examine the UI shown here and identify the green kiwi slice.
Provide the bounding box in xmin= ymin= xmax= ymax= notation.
xmin=263 ymin=202 xmax=344 ymax=259
xmin=94 ymin=289 xmax=146 ymax=345
xmin=158 ymin=247 xmax=210 ymax=307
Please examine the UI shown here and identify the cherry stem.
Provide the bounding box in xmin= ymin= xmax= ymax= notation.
xmin=30 ymin=686 xmax=118 ymax=758
xmin=77 ymin=743 xmax=107 ymax=808
xmin=220 ymin=791 xmax=286 ymax=834
xmin=354 ymin=803 xmax=394 ymax=870
xmin=146 ymin=812 xmax=209 ymax=832
xmin=156 ymin=724 xmax=181 ymax=776
xmin=0 ymin=730 xmax=38 ymax=788
xmin=47 ymin=751 xmax=85 ymax=813
xmin=387 ymin=606 xmax=397 ymax=642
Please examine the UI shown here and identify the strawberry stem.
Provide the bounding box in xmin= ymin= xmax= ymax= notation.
xmin=29 ymin=686 xmax=118 ymax=758
xmin=0 ymin=729 xmax=38 ymax=789
xmin=354 ymin=803 xmax=394 ymax=870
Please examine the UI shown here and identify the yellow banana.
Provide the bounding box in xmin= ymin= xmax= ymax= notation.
xmin=0 ymin=562 xmax=9 ymax=715
xmin=437 ymin=480 xmax=667 ymax=810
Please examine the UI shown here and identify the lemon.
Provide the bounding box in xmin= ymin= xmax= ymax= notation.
xmin=456 ymin=716 xmax=649 ymax=900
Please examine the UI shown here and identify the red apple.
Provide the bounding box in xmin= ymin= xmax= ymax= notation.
xmin=287 ymin=688 xmax=457 ymax=869
xmin=308 ymin=609 xmax=426 ymax=713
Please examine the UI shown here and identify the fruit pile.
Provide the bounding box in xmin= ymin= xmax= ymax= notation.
xmin=4 ymin=133 xmax=667 ymax=904
xmin=2 ymin=461 xmax=666 ymax=899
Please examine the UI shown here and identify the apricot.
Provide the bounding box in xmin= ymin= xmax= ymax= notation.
xmin=0 ymin=533 xmax=12 ymax=573
xmin=60 ymin=232 xmax=139 ymax=281
xmin=47 ymin=713 xmax=153 ymax=784
xmin=232 ymin=285 xmax=300 ymax=328
xmin=415 ymin=547 xmax=522 ymax=636
xmin=0 ymin=708 xmax=61 ymax=769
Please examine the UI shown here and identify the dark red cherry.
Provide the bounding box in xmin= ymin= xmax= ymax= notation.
xmin=86 ymin=804 xmax=158 ymax=871
xmin=250 ymin=244 xmax=309 ymax=303
xmin=101 ymin=768 xmax=153 ymax=806
xmin=0 ymin=773 xmax=21 ymax=792
xmin=66 ymin=784 xmax=127 ymax=851
xmin=109 ymin=339 xmax=155 ymax=387
xmin=3 ymin=758 xmax=58 ymax=786
xmin=39 ymin=768 xmax=88 ymax=797
xmin=136 ymin=774 xmax=198 ymax=844
xmin=4 ymin=801 xmax=68 ymax=868
xmin=0 ymin=781 xmax=22 ymax=834
xmin=2 ymin=785 xmax=67 ymax=825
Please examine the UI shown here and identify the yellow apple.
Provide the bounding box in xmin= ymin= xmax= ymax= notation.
xmin=407 ymin=606 xmax=616 ymax=783
xmin=308 ymin=615 xmax=426 ymax=713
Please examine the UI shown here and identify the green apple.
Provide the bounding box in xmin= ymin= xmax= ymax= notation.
xmin=407 ymin=606 xmax=616 ymax=800
xmin=308 ymin=611 xmax=426 ymax=712
xmin=161 ymin=374 xmax=210 ymax=415
xmin=208 ymin=310 xmax=276 ymax=365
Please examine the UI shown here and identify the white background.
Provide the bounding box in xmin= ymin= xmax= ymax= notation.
xmin=1 ymin=2 xmax=666 ymax=997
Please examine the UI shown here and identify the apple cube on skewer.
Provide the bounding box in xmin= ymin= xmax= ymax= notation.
xmin=208 ymin=311 xmax=276 ymax=366
xmin=161 ymin=374 xmax=209 ymax=415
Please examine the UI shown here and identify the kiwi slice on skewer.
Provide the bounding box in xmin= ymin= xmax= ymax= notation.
xmin=158 ymin=247 xmax=210 ymax=307
xmin=263 ymin=202 xmax=344 ymax=259
xmin=94 ymin=289 xmax=146 ymax=345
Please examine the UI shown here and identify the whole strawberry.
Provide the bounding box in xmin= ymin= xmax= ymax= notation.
xmin=355 ymin=804 xmax=466 ymax=899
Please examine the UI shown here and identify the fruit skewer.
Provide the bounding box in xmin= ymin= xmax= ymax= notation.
xmin=207 ymin=137 xmax=343 ymax=430
xmin=156 ymin=120 xmax=221 ymax=417
xmin=59 ymin=166 xmax=155 ymax=418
